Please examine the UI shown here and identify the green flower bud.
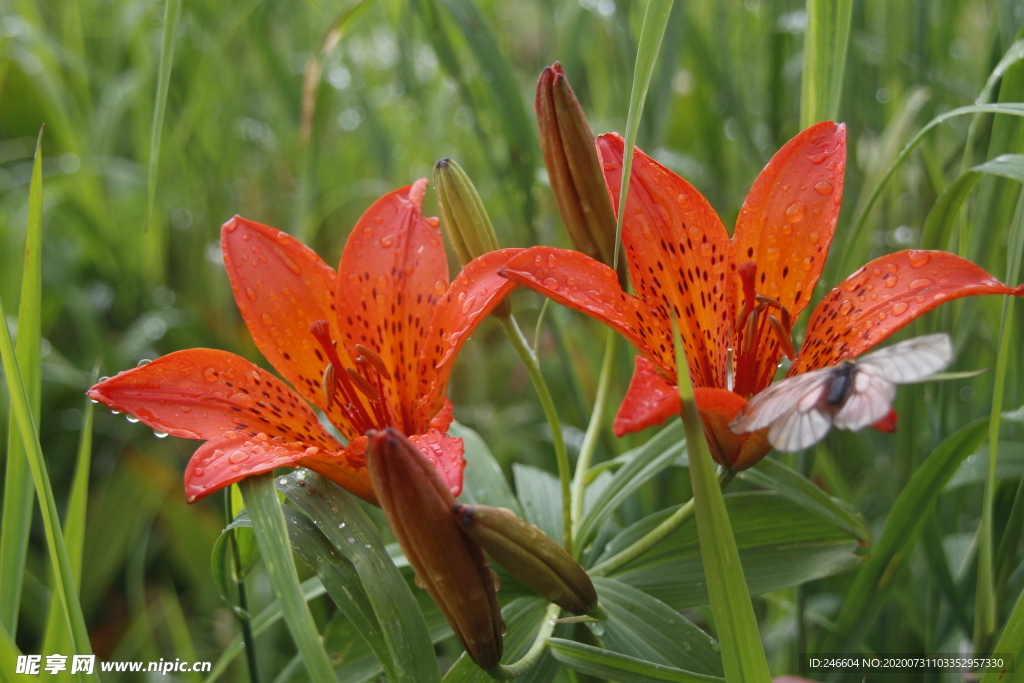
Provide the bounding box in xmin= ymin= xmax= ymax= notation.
xmin=535 ymin=62 xmax=618 ymax=269
xmin=366 ymin=429 xmax=504 ymax=670
xmin=434 ymin=158 xmax=501 ymax=266
xmin=454 ymin=503 xmax=598 ymax=616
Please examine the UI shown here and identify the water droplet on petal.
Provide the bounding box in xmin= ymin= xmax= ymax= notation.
xmin=203 ymin=367 xmax=218 ymax=382
xmin=542 ymin=277 xmax=560 ymax=290
xmin=909 ymin=278 xmax=933 ymax=289
xmin=813 ymin=180 xmax=833 ymax=194
xmin=426 ymin=217 xmax=440 ymax=228
xmin=154 ymin=431 xmax=168 ymax=439
xmin=785 ymin=201 xmax=806 ymax=223
xmin=908 ymin=251 xmax=931 ymax=268
xmin=126 ymin=415 xmax=139 ymax=423
xmin=193 ymin=467 xmax=204 ymax=476
xmin=883 ymin=274 xmax=898 ymax=288
xmin=891 ymin=302 xmax=910 ymax=315
xmin=765 ymin=247 xmax=781 ymax=260
xmin=245 ymin=287 xmax=258 ymax=301
xmin=380 ymin=235 xmax=395 ymax=248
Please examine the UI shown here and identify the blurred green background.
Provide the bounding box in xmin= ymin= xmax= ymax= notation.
xmin=2 ymin=0 xmax=1024 ymax=679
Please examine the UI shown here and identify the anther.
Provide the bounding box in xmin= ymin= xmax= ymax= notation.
xmin=346 ymin=367 xmax=382 ymax=402
xmin=780 ymin=305 xmax=792 ymax=332
xmin=321 ymin=363 xmax=336 ymax=409
xmin=755 ymin=294 xmax=782 ymax=309
xmin=355 ymin=344 xmax=391 ymax=380
xmin=767 ymin=315 xmax=796 ymax=361
xmin=735 ymin=261 xmax=758 ymax=329
xmin=742 ymin=308 xmax=759 ymax=355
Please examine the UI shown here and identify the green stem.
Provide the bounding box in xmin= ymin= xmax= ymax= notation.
xmin=571 ymin=328 xmax=618 ymax=535
xmin=486 ymin=602 xmax=560 ymax=680
xmin=500 ymin=314 xmax=573 ymax=551
xmin=590 ymin=469 xmax=735 ymax=578
xmin=225 ymin=492 xmax=260 ymax=683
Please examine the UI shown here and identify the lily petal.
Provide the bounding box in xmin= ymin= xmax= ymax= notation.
xmin=422 ymin=248 xmax=523 ymax=420
xmin=221 ymin=216 xmax=356 ymax=435
xmin=596 ymin=133 xmax=731 ymax=388
xmin=694 ymin=387 xmax=769 ymax=469
xmin=792 ymin=250 xmax=1024 ymax=374
xmin=409 ymin=429 xmax=466 ymax=497
xmin=613 ymin=355 xmax=681 ymax=437
xmin=728 ymin=122 xmax=845 ymax=392
xmin=86 ymin=349 xmax=340 ymax=449
xmin=335 ymin=180 xmax=449 ymax=432
xmin=501 ymin=247 xmax=673 ymax=373
xmin=184 ymin=432 xmax=374 ymax=504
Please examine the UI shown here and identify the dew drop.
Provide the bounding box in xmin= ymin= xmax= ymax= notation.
xmin=137 ymin=359 xmax=152 ymax=367
xmin=126 ymin=415 xmax=139 ymax=423
xmin=380 ymin=235 xmax=395 ymax=248
xmin=813 ymin=180 xmax=833 ymax=195
xmin=908 ymin=251 xmax=931 ymax=268
xmin=883 ymin=274 xmax=898 ymax=288
xmin=154 ymin=431 xmax=168 ymax=439
xmin=785 ymin=201 xmax=806 ymax=223
xmin=204 ymin=367 xmax=219 ymax=382
xmin=838 ymin=300 xmax=854 ymax=315
xmin=426 ymin=217 xmax=440 ymax=228
xmin=280 ymin=254 xmax=302 ymax=276
xmin=909 ymin=278 xmax=933 ymax=289
xmin=433 ymin=280 xmax=447 ymax=296
xmin=547 ymin=254 xmax=557 ymax=267
xmin=765 ymin=247 xmax=781 ymax=260
xmin=891 ymin=302 xmax=909 ymax=315
xmin=110 ymin=409 xmax=120 ymax=415
xmin=245 ymin=287 xmax=258 ymax=301
xmin=807 ymin=151 xmax=830 ymax=164
xmin=460 ymin=295 xmax=477 ymax=313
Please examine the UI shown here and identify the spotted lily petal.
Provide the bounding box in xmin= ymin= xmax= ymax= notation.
xmin=792 ymin=250 xmax=1024 ymax=374
xmin=613 ymin=355 xmax=681 ymax=436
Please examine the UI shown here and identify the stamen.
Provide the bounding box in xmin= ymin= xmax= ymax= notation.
xmin=735 ymin=261 xmax=758 ymax=329
xmin=321 ymin=363 xmax=336 ymax=409
xmin=780 ymin=305 xmax=792 ymax=332
xmin=346 ymin=367 xmax=382 ymax=402
xmin=309 ymin=319 xmax=375 ymax=432
xmin=741 ymin=308 xmax=758 ymax=356
xmin=355 ymin=344 xmax=391 ymax=380
xmin=755 ymin=294 xmax=782 ymax=309
xmin=767 ymin=315 xmax=796 ymax=361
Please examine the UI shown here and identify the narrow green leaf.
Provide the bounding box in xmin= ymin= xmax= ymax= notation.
xmin=237 ymin=474 xmax=336 ymax=683
xmin=946 ymin=442 xmax=1024 ymax=489
xmin=824 ymin=418 xmax=989 ymax=652
xmin=976 ymin=173 xmax=1024 ymax=647
xmin=612 ymin=0 xmax=675 ymax=269
xmin=979 ymin=588 xmax=1024 ymax=683
xmin=277 ymin=471 xmax=441 ymax=683
xmin=450 ymin=421 xmax=522 ymax=514
xmin=674 ymin=320 xmax=771 ymax=683
xmin=160 ymin=589 xmax=202 ymax=683
xmin=594 ymin=577 xmax=723 ymax=676
xmin=600 ymin=493 xmax=862 ymax=610
xmin=0 ymin=127 xmax=44 ymax=637
xmin=514 ymin=464 xmax=565 ymax=545
xmin=41 ymin=391 xmax=95 ymax=672
xmin=739 ymin=457 xmax=870 ymax=544
xmin=0 ymin=619 xmax=38 ymax=683
xmin=799 ymin=0 xmax=852 ymax=128
xmin=146 ymin=0 xmax=183 ymax=229
xmin=576 ymin=419 xmax=685 ymax=553
xmin=547 ymin=638 xmax=723 ymax=683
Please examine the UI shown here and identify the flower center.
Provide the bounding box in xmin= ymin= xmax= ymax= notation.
xmin=310 ymin=320 xmax=394 ymax=434
xmin=732 ymin=261 xmax=797 ymax=397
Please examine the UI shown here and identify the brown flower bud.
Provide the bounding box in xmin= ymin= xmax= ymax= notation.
xmin=455 ymin=504 xmax=598 ymax=615
xmin=535 ymin=63 xmax=618 ymax=269
xmin=366 ymin=429 xmax=504 ymax=670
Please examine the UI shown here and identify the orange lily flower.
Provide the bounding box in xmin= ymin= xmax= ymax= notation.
xmin=501 ymin=122 xmax=1024 ymax=469
xmin=88 ymin=180 xmax=520 ymax=502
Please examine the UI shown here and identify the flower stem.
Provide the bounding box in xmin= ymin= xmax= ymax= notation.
xmin=486 ymin=602 xmax=560 ymax=680
xmin=500 ymin=314 xmax=573 ymax=551
xmin=590 ymin=468 xmax=735 ymax=578
xmin=571 ymin=327 xmax=618 ymax=538
xmin=225 ymin=490 xmax=260 ymax=683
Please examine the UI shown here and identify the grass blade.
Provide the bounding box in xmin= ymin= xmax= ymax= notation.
xmin=823 ymin=418 xmax=989 ymax=652
xmin=673 ymin=321 xmax=771 ymax=683
xmin=612 ymin=0 xmax=674 ymax=269
xmin=0 ymin=127 xmax=44 ymax=637
xmin=547 ymin=638 xmax=724 ymax=683
xmin=799 ymin=0 xmax=852 ymax=128
xmin=979 ymin=588 xmax=1024 ymax=683
xmin=238 ymin=474 xmax=336 ymax=683
xmin=145 ymin=0 xmax=183 ymax=230
xmin=0 ymin=619 xmax=38 ymax=683
xmin=975 ymin=181 xmax=1024 ymax=648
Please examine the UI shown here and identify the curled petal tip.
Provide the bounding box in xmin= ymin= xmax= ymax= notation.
xmin=408 ymin=178 xmax=428 ymax=208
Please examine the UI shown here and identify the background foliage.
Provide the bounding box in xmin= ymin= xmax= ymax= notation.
xmin=2 ymin=0 xmax=1024 ymax=680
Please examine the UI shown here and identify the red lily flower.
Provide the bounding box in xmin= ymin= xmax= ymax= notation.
xmin=88 ymin=180 xmax=520 ymax=502
xmin=501 ymin=122 xmax=1024 ymax=468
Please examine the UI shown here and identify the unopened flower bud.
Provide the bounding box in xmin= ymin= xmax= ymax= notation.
xmin=366 ymin=429 xmax=504 ymax=670
xmin=454 ymin=503 xmax=598 ymax=616
xmin=535 ymin=63 xmax=618 ymax=269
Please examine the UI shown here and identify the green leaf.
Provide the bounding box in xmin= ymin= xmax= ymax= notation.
xmin=980 ymin=588 xmax=1024 ymax=683
xmin=514 ymin=464 xmax=565 ymax=545
xmin=0 ymin=127 xmax=44 ymax=637
xmin=237 ymin=474 xmax=336 ymax=682
xmin=824 ymin=418 xmax=989 ymax=652
xmin=146 ymin=0 xmax=182 ymax=229
xmin=0 ymin=619 xmax=37 ymax=683
xmin=576 ymin=419 xmax=685 ymax=554
xmin=547 ymin=638 xmax=723 ymax=683
xmin=612 ymin=0 xmax=675 ymax=268
xmin=451 ymin=421 xmax=522 ymax=514
xmin=799 ymin=0 xmax=852 ymax=128
xmin=594 ymin=577 xmax=723 ymax=677
xmin=922 ymin=154 xmax=1024 ymax=248
xmin=600 ymin=492 xmax=861 ymax=609
xmin=210 ymin=522 xmax=258 ymax=620
xmin=946 ymin=442 xmax=1024 ymax=488
xmin=277 ymin=471 xmax=441 ymax=683
xmin=739 ymin=456 xmax=870 ymax=544
xmin=673 ymin=321 xmax=771 ymax=683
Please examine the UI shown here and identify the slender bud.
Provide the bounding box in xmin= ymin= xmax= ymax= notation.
xmin=455 ymin=504 xmax=598 ymax=615
xmin=535 ymin=63 xmax=618 ymax=269
xmin=434 ymin=158 xmax=501 ymax=267
xmin=366 ymin=429 xmax=504 ymax=670
xmin=433 ymin=158 xmax=511 ymax=317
